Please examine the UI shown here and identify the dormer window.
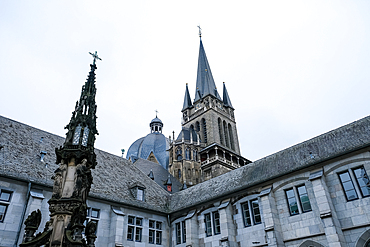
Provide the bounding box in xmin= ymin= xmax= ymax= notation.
xmin=137 ymin=188 xmax=144 ymax=201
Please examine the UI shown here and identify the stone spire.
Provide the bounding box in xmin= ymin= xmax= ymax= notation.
xmin=194 ymin=37 xmax=221 ymax=102
xmin=222 ymin=82 xmax=234 ymax=109
xmin=20 ymin=53 xmax=101 ymax=247
xmin=182 ymin=83 xmax=193 ymax=111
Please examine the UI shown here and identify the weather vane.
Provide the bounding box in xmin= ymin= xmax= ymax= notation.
xmin=197 ymin=25 xmax=202 ymax=37
xmin=89 ymin=51 xmax=102 ymax=65
xmin=155 ymin=109 xmax=158 ymax=118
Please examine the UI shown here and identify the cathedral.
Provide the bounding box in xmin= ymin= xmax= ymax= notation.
xmin=1 ymin=33 xmax=370 ymax=247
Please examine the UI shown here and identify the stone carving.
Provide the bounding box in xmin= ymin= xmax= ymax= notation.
xmin=51 ymin=163 xmax=67 ymax=199
xmin=85 ymin=221 xmax=97 ymax=247
xmin=23 ymin=209 xmax=42 ymax=243
xmin=72 ymin=159 xmax=92 ymax=202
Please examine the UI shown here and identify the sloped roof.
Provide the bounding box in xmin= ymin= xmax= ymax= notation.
xmin=169 ymin=115 xmax=370 ymax=211
xmin=134 ymin=158 xmax=183 ymax=193
xmin=0 ymin=116 xmax=170 ymax=213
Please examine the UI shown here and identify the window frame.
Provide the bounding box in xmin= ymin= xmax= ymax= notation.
xmin=338 ymin=170 xmax=359 ymax=201
xmin=250 ymin=199 xmax=262 ymax=225
xmin=285 ymin=188 xmax=299 ymax=216
xmin=204 ymin=213 xmax=212 ymax=237
xmin=175 ymin=222 xmax=181 ymax=244
xmin=127 ymin=215 xmax=143 ymax=242
xmin=352 ymin=166 xmax=370 ymax=198
xmin=296 ymin=185 xmax=312 ymax=213
xmin=212 ymin=211 xmax=221 ymax=235
xmin=181 ymin=220 xmax=186 ymax=243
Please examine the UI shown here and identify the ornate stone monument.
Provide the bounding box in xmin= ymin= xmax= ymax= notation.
xmin=20 ymin=52 xmax=101 ymax=247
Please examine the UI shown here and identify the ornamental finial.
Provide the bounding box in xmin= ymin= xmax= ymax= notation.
xmin=89 ymin=51 xmax=102 ymax=65
xmin=197 ymin=25 xmax=202 ymax=38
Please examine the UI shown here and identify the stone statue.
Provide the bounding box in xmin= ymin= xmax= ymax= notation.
xmin=23 ymin=209 xmax=42 ymax=242
xmin=72 ymin=159 xmax=92 ymax=202
xmin=85 ymin=220 xmax=97 ymax=247
xmin=51 ymin=163 xmax=66 ymax=199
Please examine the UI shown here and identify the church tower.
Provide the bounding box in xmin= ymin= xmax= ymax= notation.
xmin=169 ymin=31 xmax=250 ymax=186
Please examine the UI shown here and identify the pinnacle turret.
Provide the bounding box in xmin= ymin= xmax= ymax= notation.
xmin=182 ymin=83 xmax=193 ymax=111
xmin=222 ymin=82 xmax=234 ymax=109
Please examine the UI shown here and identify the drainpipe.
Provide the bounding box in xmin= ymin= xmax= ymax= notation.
xmin=14 ymin=181 xmax=31 ymax=247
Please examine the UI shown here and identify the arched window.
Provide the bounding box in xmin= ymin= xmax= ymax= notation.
xmin=218 ymin=118 xmax=224 ymax=145
xmin=72 ymin=125 xmax=82 ymax=145
xmin=193 ymin=149 xmax=198 ymax=161
xmin=202 ymin=118 xmax=207 ymax=143
xmin=196 ymin=121 xmax=200 ymax=132
xmin=185 ymin=148 xmax=190 ymax=160
xmin=228 ymin=123 xmax=235 ymax=151
xmin=223 ymin=121 xmax=229 ymax=148
xmin=190 ymin=125 xmax=194 ymax=130
xmin=176 ymin=148 xmax=182 ymax=161
xmin=178 ymin=169 xmax=181 ymax=179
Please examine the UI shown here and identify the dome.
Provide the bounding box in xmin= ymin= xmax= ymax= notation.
xmin=126 ymin=133 xmax=169 ymax=169
xmin=126 ymin=116 xmax=169 ymax=169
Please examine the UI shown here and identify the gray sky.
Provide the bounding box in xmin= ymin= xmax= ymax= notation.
xmin=1 ymin=1 xmax=370 ymax=161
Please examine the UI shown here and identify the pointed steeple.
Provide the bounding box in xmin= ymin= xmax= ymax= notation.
xmin=56 ymin=53 xmax=100 ymax=168
xmin=194 ymin=37 xmax=221 ymax=102
xmin=182 ymin=83 xmax=193 ymax=111
xmin=222 ymin=82 xmax=234 ymax=109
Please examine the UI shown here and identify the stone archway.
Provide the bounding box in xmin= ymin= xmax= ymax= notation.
xmin=355 ymin=229 xmax=370 ymax=247
xmin=299 ymin=240 xmax=325 ymax=247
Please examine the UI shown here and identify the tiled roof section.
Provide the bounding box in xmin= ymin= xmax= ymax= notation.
xmin=134 ymin=158 xmax=183 ymax=193
xmin=169 ymin=115 xmax=370 ymax=211
xmin=194 ymin=39 xmax=221 ymax=102
xmin=0 ymin=116 xmax=170 ymax=213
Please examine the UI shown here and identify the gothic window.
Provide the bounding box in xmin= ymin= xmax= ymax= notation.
xmin=127 ymin=216 xmax=142 ymax=242
xmin=72 ymin=125 xmax=82 ymax=145
xmin=0 ymin=190 xmax=12 ymax=222
xmin=185 ymin=148 xmax=190 ymax=160
xmin=190 ymin=125 xmax=194 ymax=130
xmin=81 ymin=126 xmax=89 ymax=146
xmin=176 ymin=148 xmax=182 ymax=161
xmin=149 ymin=220 xmax=162 ymax=245
xmin=178 ymin=169 xmax=181 ymax=179
xmin=223 ymin=121 xmax=229 ymax=148
xmin=193 ymin=149 xmax=198 ymax=161
xmin=196 ymin=121 xmax=200 ymax=132
xmin=228 ymin=123 xmax=235 ymax=151
xmin=202 ymin=119 xmax=207 ymax=143
xmin=218 ymin=118 xmax=224 ymax=145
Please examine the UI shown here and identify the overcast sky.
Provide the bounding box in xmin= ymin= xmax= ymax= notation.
xmin=1 ymin=1 xmax=370 ymax=161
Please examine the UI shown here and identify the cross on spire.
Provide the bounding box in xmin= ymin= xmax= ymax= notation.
xmin=89 ymin=51 xmax=102 ymax=65
xmin=197 ymin=25 xmax=202 ymax=37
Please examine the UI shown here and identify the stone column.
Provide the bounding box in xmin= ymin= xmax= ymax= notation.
xmin=259 ymin=188 xmax=284 ymax=247
xmin=309 ymin=171 xmax=345 ymax=247
xmin=185 ymin=210 xmax=199 ymax=246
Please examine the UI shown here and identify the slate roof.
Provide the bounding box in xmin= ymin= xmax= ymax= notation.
xmin=194 ymin=38 xmax=221 ymax=102
xmin=126 ymin=132 xmax=169 ymax=170
xmin=169 ymin=115 xmax=370 ymax=211
xmin=134 ymin=158 xmax=183 ymax=193
xmin=0 ymin=116 xmax=170 ymax=213
xmin=2 ymin=114 xmax=370 ymax=214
